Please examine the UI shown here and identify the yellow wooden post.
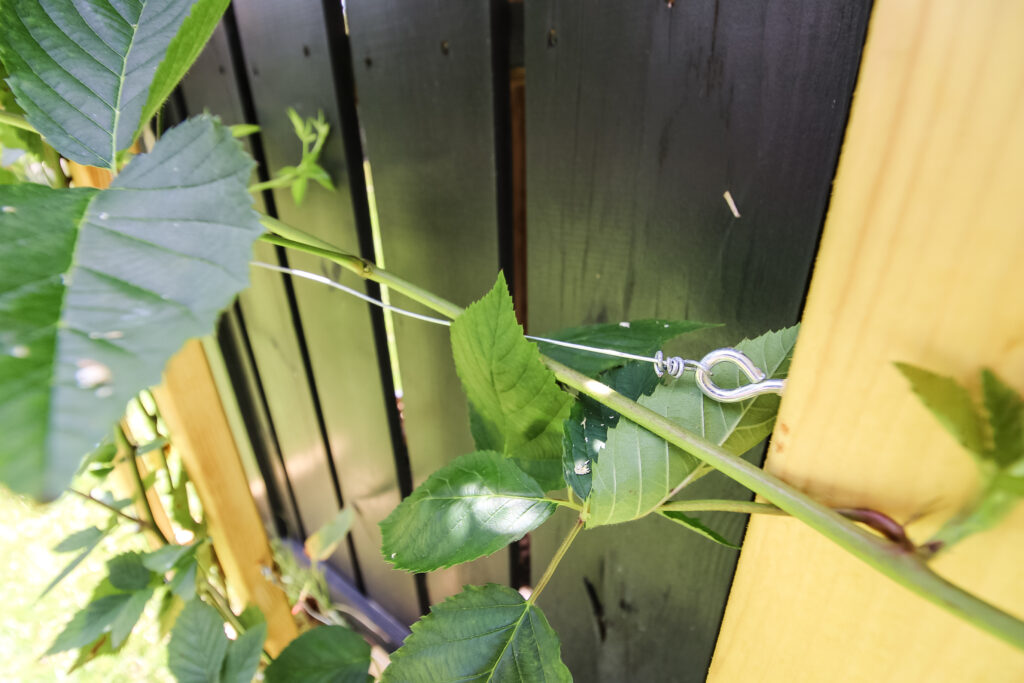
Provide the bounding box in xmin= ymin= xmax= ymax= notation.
xmin=709 ymin=1 xmax=1024 ymax=679
xmin=153 ymin=340 xmax=298 ymax=656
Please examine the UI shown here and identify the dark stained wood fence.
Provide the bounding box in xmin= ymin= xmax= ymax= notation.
xmin=179 ymin=0 xmax=872 ymax=677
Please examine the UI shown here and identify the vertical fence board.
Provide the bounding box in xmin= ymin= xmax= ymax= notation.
xmin=524 ymin=2 xmax=870 ymax=679
xmin=345 ymin=0 xmax=508 ymax=604
xmin=710 ymin=1 xmax=1024 ymax=679
xmin=154 ymin=341 xmax=299 ymax=656
xmin=229 ymin=0 xmax=419 ymax=624
xmin=177 ymin=25 xmax=329 ymax=547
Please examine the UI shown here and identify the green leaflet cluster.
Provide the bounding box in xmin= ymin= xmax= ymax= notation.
xmin=896 ymin=364 xmax=1024 ymax=549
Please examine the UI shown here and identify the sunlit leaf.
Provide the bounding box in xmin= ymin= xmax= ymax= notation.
xmin=168 ymin=599 xmax=229 ymax=683
xmin=305 ymin=506 xmax=355 ymax=562
xmin=381 ymin=452 xmax=556 ymax=572
xmin=451 ymin=274 xmax=570 ymax=483
xmin=895 ymin=363 xmax=987 ymax=457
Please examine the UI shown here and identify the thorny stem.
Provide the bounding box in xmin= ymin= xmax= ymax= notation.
xmin=69 ymin=488 xmax=150 ymax=528
xmin=264 ymin=216 xmax=1024 ymax=651
xmin=529 ymin=517 xmax=584 ymax=606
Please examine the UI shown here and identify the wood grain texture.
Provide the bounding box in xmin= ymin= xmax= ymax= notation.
xmin=154 ymin=340 xmax=298 ymax=656
xmin=345 ymin=0 xmax=509 ymax=602
xmin=710 ymin=1 xmax=1024 ymax=680
xmin=177 ymin=24 xmax=333 ymax=547
xmin=524 ymin=1 xmax=871 ymax=679
xmin=229 ymin=0 xmax=420 ymax=624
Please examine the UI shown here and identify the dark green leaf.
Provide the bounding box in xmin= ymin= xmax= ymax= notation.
xmin=895 ymin=363 xmax=987 ymax=457
xmin=562 ymin=362 xmax=662 ymax=500
xmin=142 ymin=543 xmax=194 ymax=573
xmin=658 ymin=511 xmax=740 ymax=549
xmin=221 ymin=622 xmax=267 ymax=683
xmin=588 ymin=326 xmax=798 ymax=527
xmin=0 ymin=62 xmax=44 ymax=157
xmin=981 ymin=369 xmax=1023 ymax=469
xmin=0 ymin=115 xmax=261 ymax=499
xmin=264 ymin=625 xmax=371 ymax=683
xmin=382 ymin=584 xmax=570 ymax=683
xmin=168 ymin=600 xmax=229 ymax=683
xmin=0 ymin=0 xmax=216 ymax=166
xmin=53 ymin=526 xmax=105 ymax=553
xmin=451 ymin=274 xmax=571 ymax=470
xmin=536 ymin=319 xmax=716 ymax=377
xmin=381 ymin=452 xmax=556 ymax=572
xmin=107 ymin=552 xmax=153 ymax=592
xmin=305 ymin=507 xmax=355 ymax=562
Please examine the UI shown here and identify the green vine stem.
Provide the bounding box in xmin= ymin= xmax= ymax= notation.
xmin=69 ymin=488 xmax=150 ymax=529
xmin=262 ymin=217 xmax=1024 ymax=650
xmin=529 ymin=517 xmax=584 ymax=606
xmin=116 ymin=427 xmax=171 ymax=546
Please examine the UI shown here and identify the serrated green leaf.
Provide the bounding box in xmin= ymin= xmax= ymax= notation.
xmin=0 ymin=115 xmax=261 ymax=499
xmin=536 ymin=318 xmax=716 ymax=377
xmin=381 ymin=452 xmax=556 ymax=572
xmin=0 ymin=0 xmax=213 ymax=167
xmin=264 ymin=625 xmax=371 ymax=683
xmin=452 ymin=274 xmax=571 ymax=474
xmin=658 ymin=511 xmax=740 ymax=549
xmin=382 ymin=584 xmax=570 ymax=683
xmin=142 ymin=543 xmax=194 ymax=573
xmin=305 ymin=506 xmax=355 ymax=562
xmin=221 ymin=621 xmax=267 ymax=683
xmin=136 ymin=0 xmax=231 ymax=142
xmin=0 ymin=62 xmax=44 ymax=157
xmin=168 ymin=600 xmax=229 ymax=683
xmin=982 ymin=369 xmax=1023 ymax=469
xmin=562 ymin=362 xmax=662 ymax=500
xmin=895 ymin=363 xmax=987 ymax=457
xmin=107 ymin=552 xmax=153 ymax=592
xmin=588 ymin=326 xmax=798 ymax=527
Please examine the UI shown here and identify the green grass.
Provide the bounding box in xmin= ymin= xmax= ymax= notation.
xmin=0 ymin=489 xmax=173 ymax=682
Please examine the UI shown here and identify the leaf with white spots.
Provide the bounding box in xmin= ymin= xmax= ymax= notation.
xmin=0 ymin=115 xmax=260 ymax=499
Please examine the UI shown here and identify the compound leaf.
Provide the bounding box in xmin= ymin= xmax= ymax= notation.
xmin=588 ymin=326 xmax=798 ymax=527
xmin=982 ymin=369 xmax=1023 ymax=469
xmin=0 ymin=115 xmax=260 ymax=499
xmin=264 ymin=625 xmax=371 ymax=683
xmin=451 ymin=273 xmax=570 ymax=477
xmin=381 ymin=452 xmax=556 ymax=572
xmin=537 ymin=319 xmax=716 ymax=377
xmin=0 ymin=0 xmax=228 ymax=167
xmin=382 ymin=584 xmax=571 ymax=683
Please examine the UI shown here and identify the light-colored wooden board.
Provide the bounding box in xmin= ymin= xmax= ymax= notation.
xmin=154 ymin=340 xmax=297 ymax=656
xmin=709 ymin=1 xmax=1024 ymax=680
